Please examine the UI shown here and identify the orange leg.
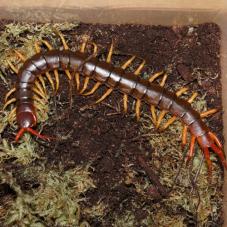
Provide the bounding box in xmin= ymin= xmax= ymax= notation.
xmin=182 ymin=125 xmax=188 ymax=148
xmin=160 ymin=91 xmax=197 ymax=131
xmin=208 ymin=131 xmax=222 ymax=148
xmin=95 ymin=88 xmax=113 ymax=104
xmin=121 ymin=55 xmax=136 ymax=113
xmin=210 ymin=143 xmax=227 ymax=169
xmin=80 ymin=42 xmax=98 ymax=94
xmin=203 ymin=147 xmax=212 ymax=178
xmin=135 ymin=99 xmax=141 ymax=121
xmin=186 ymin=135 xmax=196 ymax=164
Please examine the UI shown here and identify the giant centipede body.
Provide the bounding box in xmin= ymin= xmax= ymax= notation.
xmin=3 ymin=33 xmax=227 ymax=176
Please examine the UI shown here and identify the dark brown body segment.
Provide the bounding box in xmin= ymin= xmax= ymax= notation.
xmin=16 ymin=49 xmax=209 ymax=139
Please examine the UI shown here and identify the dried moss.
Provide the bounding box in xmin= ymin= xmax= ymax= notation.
xmin=1 ymin=165 xmax=94 ymax=226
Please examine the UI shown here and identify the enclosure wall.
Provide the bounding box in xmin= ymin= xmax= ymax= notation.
xmin=1 ymin=0 xmax=227 ymax=225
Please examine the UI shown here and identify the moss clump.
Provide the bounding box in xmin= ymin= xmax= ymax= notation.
xmin=1 ymin=164 xmax=95 ymax=226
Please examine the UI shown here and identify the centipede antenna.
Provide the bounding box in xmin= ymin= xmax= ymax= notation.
xmin=186 ymin=135 xmax=196 ymax=164
xmin=135 ymin=99 xmax=141 ymax=121
xmin=134 ymin=59 xmax=146 ymax=75
xmin=7 ymin=60 xmax=19 ymax=74
xmin=121 ymin=55 xmax=136 ymax=69
xmin=95 ymin=88 xmax=113 ymax=104
xmin=200 ymin=108 xmax=218 ymax=118
xmin=3 ymin=98 xmax=16 ymax=110
xmin=5 ymin=87 xmax=16 ymax=102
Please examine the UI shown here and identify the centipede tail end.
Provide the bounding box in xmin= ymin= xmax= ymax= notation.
xmin=197 ymin=132 xmax=227 ymax=175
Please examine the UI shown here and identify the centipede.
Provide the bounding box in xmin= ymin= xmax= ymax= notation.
xmin=3 ymin=31 xmax=227 ymax=176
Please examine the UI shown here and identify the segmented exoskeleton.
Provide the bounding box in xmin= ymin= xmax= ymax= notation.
xmin=3 ymin=31 xmax=226 ymax=176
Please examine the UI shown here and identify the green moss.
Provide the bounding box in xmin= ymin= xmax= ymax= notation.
xmin=1 ymin=165 xmax=94 ymax=226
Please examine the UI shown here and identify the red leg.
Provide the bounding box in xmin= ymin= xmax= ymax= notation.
xmin=208 ymin=132 xmax=222 ymax=148
xmin=203 ymin=147 xmax=212 ymax=178
xmin=26 ymin=128 xmax=52 ymax=141
xmin=15 ymin=127 xmax=53 ymax=142
xmin=211 ymin=143 xmax=227 ymax=169
xmin=15 ymin=128 xmax=26 ymax=142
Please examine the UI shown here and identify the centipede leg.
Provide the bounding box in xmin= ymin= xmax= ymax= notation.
xmin=120 ymin=56 xmax=136 ymax=113
xmin=147 ymin=71 xmax=164 ymax=125
xmin=7 ymin=60 xmax=19 ymax=74
xmin=8 ymin=107 xmax=16 ymax=123
xmin=33 ymin=87 xmax=48 ymax=101
xmin=4 ymin=87 xmax=16 ymax=102
xmin=204 ymin=148 xmax=212 ymax=178
xmin=95 ymin=88 xmax=113 ymax=104
xmin=135 ymin=99 xmax=141 ymax=121
xmin=160 ymin=90 xmax=197 ymax=131
xmin=3 ymin=98 xmax=16 ymax=110
xmin=83 ymin=82 xmax=101 ymax=96
xmin=14 ymin=49 xmax=47 ymax=97
xmin=182 ymin=125 xmax=188 ymax=148
xmin=155 ymin=73 xmax=169 ymax=128
xmin=208 ymin=131 xmax=222 ymax=148
xmin=200 ymin=109 xmax=218 ymax=118
xmin=80 ymin=42 xmax=99 ymax=94
xmin=74 ymin=38 xmax=87 ymax=91
xmin=186 ymin=135 xmax=196 ymax=164
xmin=134 ymin=59 xmax=146 ymax=76
xmin=210 ymin=143 xmax=227 ymax=169
xmin=33 ymin=95 xmax=47 ymax=105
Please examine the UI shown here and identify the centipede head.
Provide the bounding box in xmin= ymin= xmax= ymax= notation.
xmin=15 ymin=104 xmax=52 ymax=142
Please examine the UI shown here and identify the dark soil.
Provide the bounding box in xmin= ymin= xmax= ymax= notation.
xmin=0 ymin=22 xmax=223 ymax=226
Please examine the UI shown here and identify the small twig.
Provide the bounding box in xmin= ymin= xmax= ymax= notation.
xmin=137 ymin=155 xmax=168 ymax=197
